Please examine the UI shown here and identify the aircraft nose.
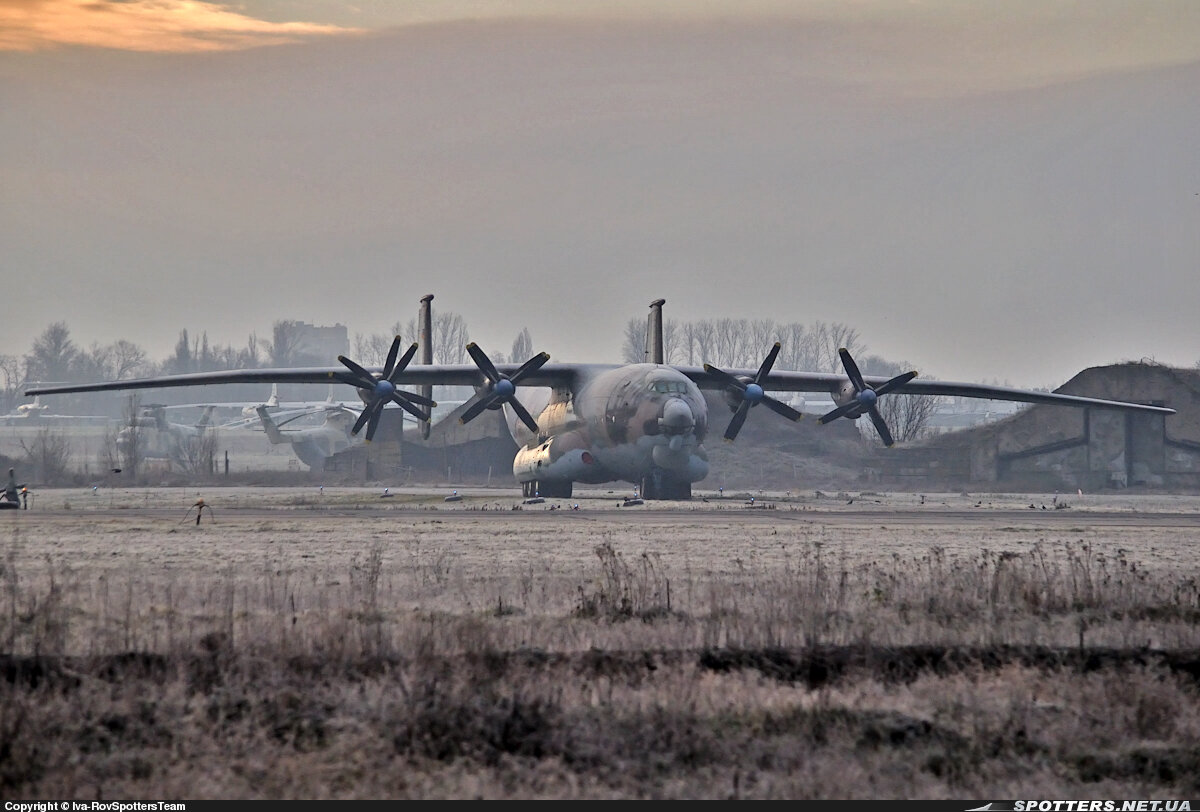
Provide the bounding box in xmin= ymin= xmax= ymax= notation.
xmin=658 ymin=397 xmax=695 ymax=437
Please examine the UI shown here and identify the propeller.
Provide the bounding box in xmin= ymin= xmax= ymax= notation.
xmin=334 ymin=336 xmax=437 ymax=442
xmin=459 ymin=342 xmax=549 ymax=434
xmin=703 ymin=342 xmax=804 ymax=441
xmin=818 ymin=348 xmax=917 ymax=447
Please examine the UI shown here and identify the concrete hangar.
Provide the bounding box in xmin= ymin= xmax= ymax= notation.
xmin=875 ymin=363 xmax=1200 ymax=492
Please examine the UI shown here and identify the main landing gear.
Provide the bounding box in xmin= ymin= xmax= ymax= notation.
xmin=639 ymin=469 xmax=692 ymax=501
xmin=522 ymin=479 xmax=573 ymax=499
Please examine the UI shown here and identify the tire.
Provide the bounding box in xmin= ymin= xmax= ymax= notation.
xmin=639 ymin=469 xmax=691 ymax=501
xmin=535 ymin=480 xmax=572 ymax=499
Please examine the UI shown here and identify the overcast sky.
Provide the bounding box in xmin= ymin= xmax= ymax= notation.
xmin=2 ymin=0 xmax=1197 ymax=389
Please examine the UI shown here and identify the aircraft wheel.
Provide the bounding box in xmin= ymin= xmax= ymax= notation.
xmin=640 ymin=470 xmax=691 ymax=501
xmin=535 ymin=480 xmax=572 ymax=499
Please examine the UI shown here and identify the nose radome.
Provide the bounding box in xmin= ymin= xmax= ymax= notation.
xmin=659 ymin=397 xmax=695 ymax=435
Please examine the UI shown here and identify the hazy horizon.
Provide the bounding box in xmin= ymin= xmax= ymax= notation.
xmin=3 ymin=2 xmax=1198 ymax=390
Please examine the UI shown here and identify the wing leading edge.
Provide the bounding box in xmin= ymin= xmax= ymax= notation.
xmin=25 ymin=363 xmax=587 ymax=396
xmin=677 ymin=367 xmax=1175 ymax=416
xmin=27 ymin=363 xmax=1174 ymax=417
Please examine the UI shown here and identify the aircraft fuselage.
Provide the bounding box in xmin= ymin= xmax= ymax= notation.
xmin=503 ymin=364 xmax=709 ymax=498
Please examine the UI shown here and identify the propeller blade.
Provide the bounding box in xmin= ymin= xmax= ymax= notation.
xmin=703 ymin=364 xmax=746 ymax=392
xmin=393 ymin=388 xmax=436 ymax=408
xmin=365 ymin=403 xmax=385 ymax=442
xmin=508 ymin=352 xmax=551 ymax=384
xmin=351 ymin=405 xmax=374 ymax=436
xmin=389 ymin=393 xmax=426 ymax=420
xmin=868 ymin=406 xmax=894 ymax=447
xmin=465 ymin=343 xmax=501 ymax=384
xmin=381 ymin=335 xmax=402 ymax=380
xmin=753 ymin=342 xmax=781 ymax=385
xmin=385 ymin=342 xmax=419 ymax=385
xmin=338 ymin=356 xmax=377 ymax=387
xmin=761 ymin=395 xmax=803 ymax=422
xmin=819 ymin=402 xmax=859 ymax=425
xmin=508 ymin=398 xmax=541 ymax=434
xmin=874 ymin=370 xmax=918 ymax=397
xmin=723 ymin=401 xmax=751 ymax=441
xmin=332 ymin=371 xmax=362 ymax=389
xmin=838 ymin=348 xmax=866 ymax=392
xmin=459 ymin=393 xmax=499 ymax=425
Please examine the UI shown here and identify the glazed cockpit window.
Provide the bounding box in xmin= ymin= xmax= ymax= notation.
xmin=648 ymin=380 xmax=688 ymax=394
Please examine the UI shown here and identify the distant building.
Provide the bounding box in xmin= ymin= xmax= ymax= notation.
xmin=293 ymin=323 xmax=348 ymax=364
xmin=873 ymin=363 xmax=1200 ymax=491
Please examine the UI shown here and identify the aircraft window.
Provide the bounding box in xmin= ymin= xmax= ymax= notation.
xmin=649 ymin=380 xmax=688 ymax=394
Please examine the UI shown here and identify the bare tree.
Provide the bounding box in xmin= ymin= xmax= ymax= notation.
xmin=262 ymin=320 xmax=305 ymax=367
xmin=859 ymin=392 xmax=941 ymax=447
xmin=432 ymin=312 xmax=469 ymax=364
xmin=777 ymin=322 xmax=809 ymax=371
xmin=749 ymin=319 xmax=778 ymax=360
xmin=399 ymin=311 xmax=469 ymax=364
xmin=116 ymin=395 xmax=144 ymax=482
xmin=110 ymin=340 xmax=149 ymax=379
xmin=622 ymin=317 xmax=647 ymax=364
xmin=691 ymin=320 xmax=716 ymax=366
xmin=712 ymin=318 xmax=754 ymax=367
xmin=807 ymin=321 xmax=865 ymax=373
xmin=175 ymin=426 xmax=218 ymax=477
xmin=661 ymin=318 xmax=681 ymax=364
xmin=24 ymin=322 xmax=77 ymax=384
xmin=241 ymin=332 xmax=261 ymax=369
xmin=164 ymin=329 xmax=193 ymax=375
xmin=510 ymin=327 xmax=533 ymax=363
xmin=353 ymin=332 xmax=395 ymax=367
xmin=19 ymin=428 xmax=72 ymax=484
xmin=0 ymin=354 xmax=23 ymax=414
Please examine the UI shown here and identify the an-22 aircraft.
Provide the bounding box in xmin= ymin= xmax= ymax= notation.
xmin=28 ymin=296 xmax=1176 ymax=500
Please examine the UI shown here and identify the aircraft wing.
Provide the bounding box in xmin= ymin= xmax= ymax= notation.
xmin=26 ymin=362 xmax=1174 ymax=417
xmin=25 ymin=363 xmax=587 ymax=396
xmin=677 ymin=367 xmax=1176 ymax=416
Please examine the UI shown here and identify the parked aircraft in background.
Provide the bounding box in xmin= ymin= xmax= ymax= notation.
xmin=29 ymin=296 xmax=1176 ymax=500
xmin=255 ymin=404 xmax=362 ymax=472
xmin=2 ymin=393 xmax=110 ymax=426
xmin=157 ymin=384 xmax=354 ymax=431
xmin=13 ymin=395 xmax=49 ymax=417
xmin=118 ymin=403 xmax=218 ymax=469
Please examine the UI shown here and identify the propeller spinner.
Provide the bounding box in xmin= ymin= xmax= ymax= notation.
xmin=818 ymin=348 xmax=917 ymax=447
xmin=459 ymin=343 xmax=550 ymax=434
xmin=334 ymin=336 xmax=436 ymax=442
xmin=704 ymin=342 xmax=804 ymax=441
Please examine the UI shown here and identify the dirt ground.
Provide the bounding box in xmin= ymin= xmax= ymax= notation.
xmin=4 ymin=486 xmax=1200 ymax=799
xmin=5 ymin=485 xmax=1199 ymax=648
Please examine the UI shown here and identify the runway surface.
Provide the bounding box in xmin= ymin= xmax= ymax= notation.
xmin=6 ymin=486 xmax=1200 ymax=527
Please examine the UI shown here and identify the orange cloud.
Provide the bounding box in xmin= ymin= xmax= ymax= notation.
xmin=0 ymin=0 xmax=363 ymax=52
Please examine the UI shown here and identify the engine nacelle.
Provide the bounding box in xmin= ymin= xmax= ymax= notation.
xmin=832 ymin=380 xmax=858 ymax=409
xmin=512 ymin=433 xmax=611 ymax=485
xmin=722 ymin=377 xmax=754 ymax=412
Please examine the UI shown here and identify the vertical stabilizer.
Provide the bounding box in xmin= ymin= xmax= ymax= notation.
xmin=646 ymin=299 xmax=665 ymax=364
xmin=419 ymin=294 xmax=434 ymax=439
xmin=256 ymin=406 xmax=286 ymax=445
xmin=196 ymin=405 xmax=216 ymax=430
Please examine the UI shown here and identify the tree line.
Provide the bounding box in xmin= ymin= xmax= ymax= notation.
xmin=3 ymin=313 xmax=939 ymax=445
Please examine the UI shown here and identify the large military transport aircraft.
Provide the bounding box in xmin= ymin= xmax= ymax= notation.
xmin=27 ymin=296 xmax=1176 ymax=500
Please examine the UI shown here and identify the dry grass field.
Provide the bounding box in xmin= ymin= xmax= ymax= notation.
xmin=2 ymin=486 xmax=1199 ymax=799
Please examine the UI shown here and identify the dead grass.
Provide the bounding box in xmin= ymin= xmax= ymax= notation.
xmin=2 ymin=492 xmax=1199 ymax=798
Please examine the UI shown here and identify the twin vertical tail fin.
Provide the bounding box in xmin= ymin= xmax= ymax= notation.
xmin=419 ymin=294 xmax=434 ymax=439
xmin=646 ymin=299 xmax=665 ymax=364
